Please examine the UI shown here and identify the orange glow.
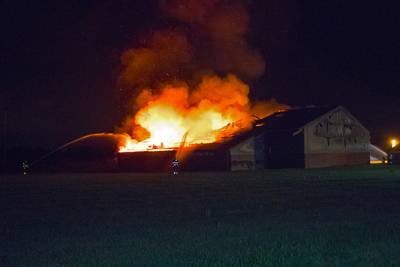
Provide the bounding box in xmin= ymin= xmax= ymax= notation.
xmin=391 ymin=139 xmax=398 ymax=148
xmin=118 ymin=74 xmax=287 ymax=153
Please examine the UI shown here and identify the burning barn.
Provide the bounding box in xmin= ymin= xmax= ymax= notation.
xmin=28 ymin=106 xmax=370 ymax=172
xmin=118 ymin=105 xmax=371 ymax=170
xmin=31 ymin=106 xmax=371 ymax=172
xmin=23 ymin=1 xmax=373 ymax=173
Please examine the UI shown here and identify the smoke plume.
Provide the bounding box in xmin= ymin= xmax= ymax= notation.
xmin=160 ymin=0 xmax=265 ymax=78
xmin=117 ymin=0 xmax=288 ymax=150
xmin=119 ymin=0 xmax=266 ymax=90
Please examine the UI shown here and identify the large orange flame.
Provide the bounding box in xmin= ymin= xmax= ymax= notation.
xmin=119 ymin=74 xmax=287 ymax=152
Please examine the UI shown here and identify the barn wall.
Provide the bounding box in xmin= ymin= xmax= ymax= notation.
xmin=304 ymin=108 xmax=370 ymax=153
xmin=118 ymin=151 xmax=175 ymax=172
xmin=264 ymin=131 xmax=305 ymax=168
xmin=118 ymin=149 xmax=230 ymax=172
xmin=230 ymin=136 xmax=256 ymax=171
xmin=305 ymin=152 xmax=370 ymax=168
xmin=183 ymin=150 xmax=230 ymax=171
xmin=304 ymin=107 xmax=371 ymax=168
xmin=254 ymin=133 xmax=266 ymax=169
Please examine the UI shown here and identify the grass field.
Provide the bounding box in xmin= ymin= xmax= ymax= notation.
xmin=1 ymin=166 xmax=400 ymax=266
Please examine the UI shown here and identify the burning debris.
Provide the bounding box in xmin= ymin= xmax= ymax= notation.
xmin=117 ymin=0 xmax=288 ymax=153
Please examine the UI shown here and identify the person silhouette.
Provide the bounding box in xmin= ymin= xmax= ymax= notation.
xmin=172 ymin=158 xmax=179 ymax=175
xmin=22 ymin=161 xmax=29 ymax=175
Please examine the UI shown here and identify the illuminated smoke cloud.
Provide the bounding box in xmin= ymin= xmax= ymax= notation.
xmin=116 ymin=0 xmax=287 ymax=152
xmin=118 ymin=29 xmax=194 ymax=89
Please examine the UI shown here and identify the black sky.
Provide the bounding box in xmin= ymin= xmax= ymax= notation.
xmin=1 ymin=0 xmax=399 ymax=149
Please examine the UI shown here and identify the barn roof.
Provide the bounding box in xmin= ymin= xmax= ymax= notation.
xmin=255 ymin=105 xmax=339 ymax=131
xmin=188 ymin=105 xmax=341 ymax=150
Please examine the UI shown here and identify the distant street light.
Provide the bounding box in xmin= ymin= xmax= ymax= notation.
xmin=391 ymin=138 xmax=398 ymax=148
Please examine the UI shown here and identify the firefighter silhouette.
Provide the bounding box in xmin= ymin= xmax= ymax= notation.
xmin=172 ymin=158 xmax=179 ymax=175
xmin=22 ymin=161 xmax=29 ymax=175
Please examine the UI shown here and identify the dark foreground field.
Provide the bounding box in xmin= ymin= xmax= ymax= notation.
xmin=1 ymin=166 xmax=400 ymax=266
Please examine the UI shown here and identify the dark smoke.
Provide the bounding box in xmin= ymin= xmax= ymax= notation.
xmin=160 ymin=0 xmax=265 ymax=78
xmin=118 ymin=0 xmax=265 ymax=90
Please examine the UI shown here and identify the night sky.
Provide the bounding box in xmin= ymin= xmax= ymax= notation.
xmin=1 ymin=0 xmax=399 ymax=149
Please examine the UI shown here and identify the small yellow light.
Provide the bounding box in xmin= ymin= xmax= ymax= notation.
xmin=391 ymin=139 xmax=398 ymax=148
